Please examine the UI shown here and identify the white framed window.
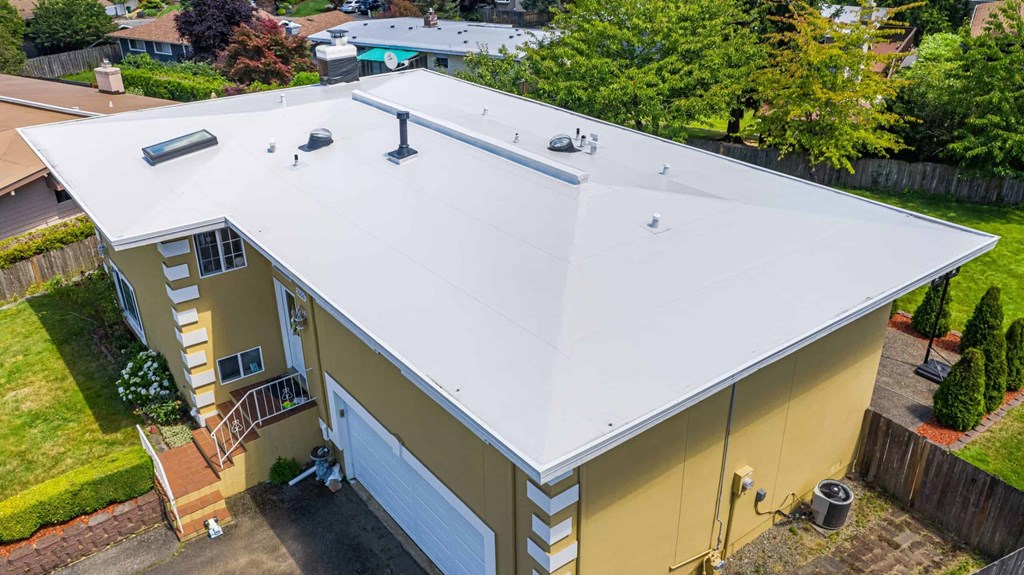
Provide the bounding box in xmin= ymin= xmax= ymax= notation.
xmin=127 ymin=38 xmax=145 ymax=52
xmin=153 ymin=41 xmax=172 ymax=55
xmin=194 ymin=228 xmax=246 ymax=277
xmin=109 ymin=262 xmax=146 ymax=344
xmin=217 ymin=347 xmax=264 ymax=384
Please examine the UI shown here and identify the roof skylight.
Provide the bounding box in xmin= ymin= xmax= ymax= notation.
xmin=143 ymin=130 xmax=218 ymax=165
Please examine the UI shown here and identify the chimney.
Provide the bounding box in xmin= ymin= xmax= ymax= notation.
xmin=424 ymin=8 xmax=438 ymax=28
xmin=315 ymin=28 xmax=358 ymax=85
xmin=94 ymin=59 xmax=124 ymax=95
xmin=387 ymin=111 xmax=418 ymax=164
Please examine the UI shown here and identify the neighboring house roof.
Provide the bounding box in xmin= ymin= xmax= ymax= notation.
xmin=10 ymin=0 xmax=116 ymax=19
xmin=0 ymin=130 xmax=46 ymax=194
xmin=274 ymin=11 xmax=354 ymax=38
xmin=20 ymin=70 xmax=998 ymax=482
xmin=309 ymin=17 xmax=552 ymax=57
xmin=820 ymin=3 xmax=890 ymax=23
xmin=108 ymin=12 xmax=186 ymax=44
xmin=971 ymin=0 xmax=1024 ymax=36
xmin=0 ymin=75 xmax=170 ymax=116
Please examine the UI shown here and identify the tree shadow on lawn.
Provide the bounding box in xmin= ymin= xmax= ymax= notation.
xmin=24 ymin=290 xmax=137 ymax=436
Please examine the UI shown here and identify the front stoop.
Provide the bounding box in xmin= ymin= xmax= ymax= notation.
xmin=155 ymin=442 xmax=231 ymax=541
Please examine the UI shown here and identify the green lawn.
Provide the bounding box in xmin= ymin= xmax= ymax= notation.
xmin=61 ymin=70 xmax=96 ymax=84
xmin=157 ymin=3 xmax=180 ymax=16
xmin=0 ymin=291 xmax=139 ymax=501
xmin=848 ymin=189 xmax=1024 ymax=332
xmin=678 ymin=110 xmax=756 ymax=141
xmin=290 ymin=0 xmax=331 ymax=17
xmin=958 ymin=404 xmax=1024 ymax=491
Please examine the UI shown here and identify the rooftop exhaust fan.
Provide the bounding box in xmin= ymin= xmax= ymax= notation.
xmin=299 ymin=128 xmax=334 ymax=152
xmin=811 ymin=480 xmax=854 ymax=530
xmin=548 ymin=134 xmax=578 ymax=153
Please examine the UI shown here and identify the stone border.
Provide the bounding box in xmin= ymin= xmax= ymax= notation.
xmin=950 ymin=393 xmax=1024 ymax=451
xmin=0 ymin=491 xmax=163 ymax=575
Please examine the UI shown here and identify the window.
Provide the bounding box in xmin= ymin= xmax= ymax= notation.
xmin=194 ymin=228 xmax=246 ymax=277
xmin=53 ymin=189 xmax=72 ymax=204
xmin=127 ymin=38 xmax=145 ymax=52
xmin=109 ymin=262 xmax=146 ymax=343
xmin=217 ymin=347 xmax=264 ymax=384
xmin=433 ymin=57 xmax=449 ymax=70
xmin=153 ymin=41 xmax=172 ymax=55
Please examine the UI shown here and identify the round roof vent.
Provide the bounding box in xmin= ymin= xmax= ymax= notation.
xmin=548 ymin=134 xmax=578 ymax=153
xmin=299 ymin=128 xmax=333 ymax=152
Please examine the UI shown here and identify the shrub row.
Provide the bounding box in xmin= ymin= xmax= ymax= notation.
xmin=0 ymin=215 xmax=94 ymax=269
xmin=121 ymin=67 xmax=230 ymax=102
xmin=0 ymin=448 xmax=153 ymax=542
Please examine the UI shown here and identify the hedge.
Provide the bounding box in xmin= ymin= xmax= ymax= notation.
xmin=0 ymin=448 xmax=153 ymax=542
xmin=0 ymin=215 xmax=94 ymax=269
xmin=121 ymin=67 xmax=231 ymax=102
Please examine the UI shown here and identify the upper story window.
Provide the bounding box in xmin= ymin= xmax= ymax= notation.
xmin=109 ymin=262 xmax=146 ymax=344
xmin=195 ymin=228 xmax=246 ymax=277
xmin=127 ymin=38 xmax=145 ymax=52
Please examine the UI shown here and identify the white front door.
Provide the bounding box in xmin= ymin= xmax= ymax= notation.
xmin=274 ymin=279 xmax=306 ymax=375
xmin=325 ymin=373 xmax=496 ymax=575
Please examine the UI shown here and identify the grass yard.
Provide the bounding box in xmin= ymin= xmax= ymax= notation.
xmin=290 ymin=0 xmax=331 ymax=17
xmin=678 ymin=110 xmax=756 ymax=141
xmin=61 ymin=70 xmax=96 ymax=84
xmin=0 ymin=290 xmax=139 ymax=501
xmin=848 ymin=189 xmax=1024 ymax=332
xmin=958 ymin=406 xmax=1024 ymax=491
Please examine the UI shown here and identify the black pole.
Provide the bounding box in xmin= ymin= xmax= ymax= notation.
xmin=923 ymin=277 xmax=951 ymax=364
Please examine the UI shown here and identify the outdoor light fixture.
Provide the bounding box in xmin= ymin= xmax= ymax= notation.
xmin=914 ymin=267 xmax=960 ymax=384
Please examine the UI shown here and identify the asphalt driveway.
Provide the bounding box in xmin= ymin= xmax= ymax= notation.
xmin=55 ymin=479 xmax=427 ymax=575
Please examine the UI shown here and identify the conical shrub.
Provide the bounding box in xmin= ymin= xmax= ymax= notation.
xmin=1006 ymin=319 xmax=1024 ymax=392
xmin=911 ymin=281 xmax=952 ymax=338
xmin=983 ymin=334 xmax=1008 ymax=412
xmin=934 ymin=348 xmax=986 ymax=432
xmin=962 ymin=286 xmax=1004 ymax=351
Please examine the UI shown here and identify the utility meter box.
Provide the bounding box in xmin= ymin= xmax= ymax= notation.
xmin=733 ymin=466 xmax=755 ymax=496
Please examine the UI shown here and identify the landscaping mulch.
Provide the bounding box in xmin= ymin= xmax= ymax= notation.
xmin=916 ymin=389 xmax=1024 ymax=448
xmin=887 ymin=313 xmax=960 ymax=354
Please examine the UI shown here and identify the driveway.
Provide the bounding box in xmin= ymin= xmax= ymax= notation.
xmin=55 ymin=480 xmax=426 ymax=575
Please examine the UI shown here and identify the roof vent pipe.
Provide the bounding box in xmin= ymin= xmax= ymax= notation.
xmin=661 ymin=163 xmax=671 ymax=175
xmin=649 ymin=213 xmax=661 ymax=229
xmin=387 ymin=111 xmax=418 ymax=164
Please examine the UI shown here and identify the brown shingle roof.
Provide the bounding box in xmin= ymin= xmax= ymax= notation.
xmin=273 ymin=11 xmax=354 ymax=37
xmin=971 ymin=0 xmax=1024 ymax=36
xmin=0 ymin=74 xmax=171 ymax=115
xmin=0 ymin=129 xmax=46 ymax=195
xmin=107 ymin=12 xmax=185 ymax=43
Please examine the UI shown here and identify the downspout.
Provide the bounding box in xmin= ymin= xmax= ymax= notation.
xmin=669 ymin=382 xmax=738 ymax=573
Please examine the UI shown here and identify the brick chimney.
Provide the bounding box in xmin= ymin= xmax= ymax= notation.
xmin=424 ymin=8 xmax=437 ymax=28
xmin=94 ymin=59 xmax=124 ymax=94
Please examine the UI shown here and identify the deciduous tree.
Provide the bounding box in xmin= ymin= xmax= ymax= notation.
xmin=216 ymin=17 xmax=314 ymax=86
xmin=415 ymin=0 xmax=458 ymax=19
xmin=176 ymin=0 xmax=254 ymax=61
xmin=0 ymin=0 xmax=25 ymax=75
xmin=382 ymin=0 xmax=422 ymax=17
xmin=27 ymin=0 xmax=115 ymax=52
xmin=754 ymin=1 xmax=913 ymax=172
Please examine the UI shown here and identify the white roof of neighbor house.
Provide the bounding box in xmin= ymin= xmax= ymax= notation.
xmin=20 ymin=71 xmax=996 ymax=482
xmin=309 ymin=18 xmax=550 ymax=57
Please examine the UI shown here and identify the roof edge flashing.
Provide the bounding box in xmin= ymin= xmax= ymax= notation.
xmin=352 ymin=90 xmax=590 ymax=186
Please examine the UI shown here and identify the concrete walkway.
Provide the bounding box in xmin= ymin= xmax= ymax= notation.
xmin=54 ymin=480 xmax=426 ymax=575
xmin=871 ymin=326 xmax=960 ymax=431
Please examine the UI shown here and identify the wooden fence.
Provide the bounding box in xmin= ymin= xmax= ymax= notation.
xmin=22 ymin=44 xmax=122 ymax=79
xmin=688 ymin=139 xmax=1024 ymax=206
xmin=475 ymin=7 xmax=553 ymax=27
xmin=856 ymin=409 xmax=1024 ymax=559
xmin=0 ymin=237 xmax=101 ymax=301
xmin=976 ymin=546 xmax=1024 ymax=575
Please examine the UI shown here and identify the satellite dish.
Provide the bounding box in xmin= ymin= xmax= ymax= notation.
xmin=384 ymin=51 xmax=399 ymax=70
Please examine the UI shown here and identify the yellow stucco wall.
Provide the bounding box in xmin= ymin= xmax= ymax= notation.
xmin=577 ymin=307 xmax=890 ymax=575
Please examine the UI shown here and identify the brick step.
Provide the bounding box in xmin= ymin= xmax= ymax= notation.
xmin=192 ymin=428 xmax=235 ymax=477
xmin=157 ymin=443 xmax=220 ymax=496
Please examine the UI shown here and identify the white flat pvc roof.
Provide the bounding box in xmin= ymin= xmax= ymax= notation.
xmin=309 ymin=18 xmax=550 ymax=57
xmin=21 ymin=71 xmax=997 ymax=482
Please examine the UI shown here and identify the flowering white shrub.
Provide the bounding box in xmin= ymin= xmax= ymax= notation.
xmin=117 ymin=350 xmax=175 ymax=406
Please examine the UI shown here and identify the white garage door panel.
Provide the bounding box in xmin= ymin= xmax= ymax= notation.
xmin=331 ymin=373 xmax=495 ymax=575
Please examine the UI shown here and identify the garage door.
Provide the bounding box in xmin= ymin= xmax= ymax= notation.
xmin=326 ymin=374 xmax=496 ymax=575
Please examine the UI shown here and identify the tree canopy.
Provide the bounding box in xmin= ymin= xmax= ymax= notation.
xmin=415 ymin=0 xmax=459 ymax=19
xmin=175 ymin=0 xmax=254 ymax=61
xmin=216 ymin=17 xmax=314 ymax=86
xmin=0 ymin=0 xmax=25 ymax=75
xmin=27 ymin=0 xmax=114 ymax=52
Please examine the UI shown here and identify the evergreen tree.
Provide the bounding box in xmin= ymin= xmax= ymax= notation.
xmin=1007 ymin=319 xmax=1024 ymax=392
xmin=983 ymin=333 xmax=1008 ymax=411
xmin=962 ymin=286 xmax=1004 ymax=351
xmin=0 ymin=0 xmax=25 ymax=75
xmin=911 ymin=280 xmax=952 ymax=338
xmin=934 ymin=348 xmax=986 ymax=431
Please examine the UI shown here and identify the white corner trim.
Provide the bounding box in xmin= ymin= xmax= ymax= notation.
xmin=181 ymin=349 xmax=207 ymax=368
xmin=176 ymin=326 xmax=208 ymax=348
xmin=531 ymin=514 xmax=572 ymax=546
xmin=162 ymin=262 xmax=190 ymax=282
xmin=183 ymin=368 xmax=216 ymax=389
xmin=195 ymin=390 xmax=216 ymax=408
xmin=533 ymin=571 xmax=572 ymax=575
xmin=157 ymin=239 xmax=190 ymax=258
xmin=527 ymin=538 xmax=577 ymax=573
xmin=545 ymin=469 xmax=574 ymax=487
xmin=527 ymin=482 xmax=579 ymax=516
xmin=172 ymin=307 xmax=199 ymax=327
xmin=165 ymin=283 xmax=199 ymax=304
